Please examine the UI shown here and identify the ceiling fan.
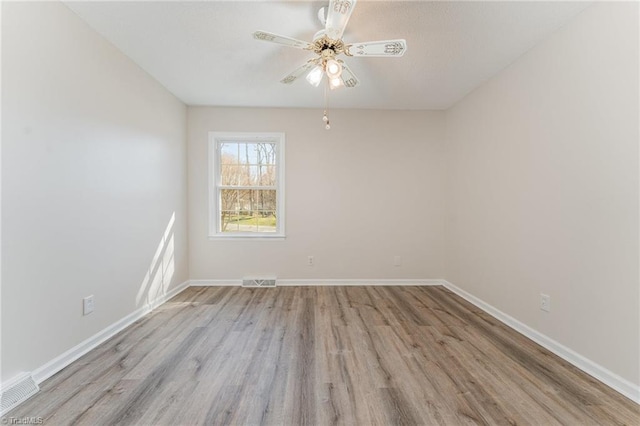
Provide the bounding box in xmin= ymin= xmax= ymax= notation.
xmin=252 ymin=0 xmax=407 ymax=92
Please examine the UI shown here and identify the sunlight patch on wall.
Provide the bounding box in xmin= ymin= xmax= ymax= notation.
xmin=136 ymin=212 xmax=176 ymax=308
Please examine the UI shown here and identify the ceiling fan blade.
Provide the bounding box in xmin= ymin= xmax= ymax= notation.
xmin=346 ymin=39 xmax=407 ymax=57
xmin=340 ymin=62 xmax=360 ymax=88
xmin=280 ymin=59 xmax=321 ymax=84
xmin=325 ymin=0 xmax=357 ymax=40
xmin=253 ymin=31 xmax=314 ymax=50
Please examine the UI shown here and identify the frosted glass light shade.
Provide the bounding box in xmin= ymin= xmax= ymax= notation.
xmin=325 ymin=59 xmax=342 ymax=79
xmin=306 ymin=66 xmax=323 ymax=87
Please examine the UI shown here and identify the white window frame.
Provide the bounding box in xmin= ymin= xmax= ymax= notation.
xmin=208 ymin=132 xmax=285 ymax=240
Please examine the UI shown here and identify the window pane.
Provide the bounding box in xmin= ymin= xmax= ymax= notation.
xmin=220 ymin=190 xmax=277 ymax=233
xmin=248 ymin=165 xmax=259 ymax=185
xmin=220 ymin=189 xmax=238 ymax=211
xmin=257 ymin=211 xmax=276 ymax=233
xmin=239 ymin=215 xmax=259 ymax=232
xmin=259 ymin=165 xmax=276 ymax=186
xmin=235 ymin=164 xmax=250 ymax=186
xmin=239 ymin=143 xmax=258 ymax=165
xmin=253 ymin=189 xmax=277 ymax=211
xmin=220 ymin=165 xmax=241 ymax=185
xmin=221 ymin=211 xmax=239 ymax=232
xmin=229 ymin=210 xmax=277 ymax=233
xmin=256 ymin=143 xmax=276 ymax=166
xmin=238 ymin=189 xmax=253 ymax=213
xmin=219 ymin=143 xmax=277 ymax=188
xmin=220 ymin=143 xmax=238 ymax=164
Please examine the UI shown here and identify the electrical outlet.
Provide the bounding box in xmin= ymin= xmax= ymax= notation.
xmin=394 ymin=256 xmax=402 ymax=266
xmin=83 ymin=295 xmax=95 ymax=316
xmin=307 ymin=256 xmax=314 ymax=266
xmin=540 ymin=294 xmax=551 ymax=312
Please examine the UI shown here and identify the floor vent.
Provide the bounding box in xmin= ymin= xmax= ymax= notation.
xmin=1 ymin=373 xmax=39 ymax=415
xmin=242 ymin=277 xmax=277 ymax=287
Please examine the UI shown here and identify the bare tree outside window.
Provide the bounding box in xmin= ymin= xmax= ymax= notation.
xmin=218 ymin=141 xmax=278 ymax=233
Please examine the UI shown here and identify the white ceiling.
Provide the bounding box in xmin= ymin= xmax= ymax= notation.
xmin=65 ymin=1 xmax=592 ymax=110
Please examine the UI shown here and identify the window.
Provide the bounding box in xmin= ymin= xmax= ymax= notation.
xmin=209 ymin=132 xmax=285 ymax=238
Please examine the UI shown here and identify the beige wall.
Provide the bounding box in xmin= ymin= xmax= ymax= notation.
xmin=445 ymin=2 xmax=639 ymax=387
xmin=188 ymin=107 xmax=446 ymax=281
xmin=1 ymin=2 xmax=189 ymax=381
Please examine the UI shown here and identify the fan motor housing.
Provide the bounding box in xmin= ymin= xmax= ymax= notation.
xmin=311 ymin=35 xmax=346 ymax=57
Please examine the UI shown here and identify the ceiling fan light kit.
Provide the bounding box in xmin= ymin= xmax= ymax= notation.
xmin=253 ymin=0 xmax=407 ymax=129
xmin=325 ymin=59 xmax=342 ymax=79
xmin=306 ymin=65 xmax=324 ymax=87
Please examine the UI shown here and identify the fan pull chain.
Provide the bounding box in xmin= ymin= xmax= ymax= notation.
xmin=323 ymin=80 xmax=330 ymax=130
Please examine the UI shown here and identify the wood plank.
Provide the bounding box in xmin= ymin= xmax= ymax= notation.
xmin=7 ymin=286 xmax=638 ymax=425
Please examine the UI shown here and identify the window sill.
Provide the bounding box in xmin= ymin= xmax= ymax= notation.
xmin=208 ymin=234 xmax=286 ymax=241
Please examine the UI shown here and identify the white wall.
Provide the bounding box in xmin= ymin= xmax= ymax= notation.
xmin=1 ymin=2 xmax=188 ymax=382
xmin=188 ymin=107 xmax=446 ymax=281
xmin=445 ymin=1 xmax=639 ymax=388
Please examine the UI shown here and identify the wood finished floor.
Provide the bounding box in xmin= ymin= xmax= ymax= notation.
xmin=8 ymin=286 xmax=639 ymax=425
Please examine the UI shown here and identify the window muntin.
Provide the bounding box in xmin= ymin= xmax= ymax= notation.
xmin=209 ymin=133 xmax=285 ymax=238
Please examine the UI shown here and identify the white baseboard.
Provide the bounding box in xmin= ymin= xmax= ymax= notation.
xmin=188 ymin=278 xmax=440 ymax=287
xmin=31 ymin=280 xmax=189 ymax=385
xmin=188 ymin=279 xmax=240 ymax=286
xmin=278 ymin=279 xmax=440 ymax=286
xmin=440 ymin=279 xmax=640 ymax=404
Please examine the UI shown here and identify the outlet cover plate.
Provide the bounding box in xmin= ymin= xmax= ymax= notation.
xmin=83 ymin=295 xmax=95 ymax=315
xmin=540 ymin=293 xmax=551 ymax=312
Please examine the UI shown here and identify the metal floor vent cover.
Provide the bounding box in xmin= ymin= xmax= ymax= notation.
xmin=1 ymin=373 xmax=39 ymax=415
xmin=242 ymin=277 xmax=277 ymax=287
